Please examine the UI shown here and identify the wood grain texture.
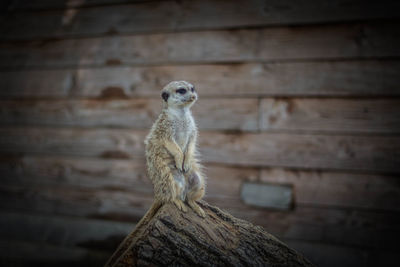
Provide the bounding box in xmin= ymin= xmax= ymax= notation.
xmin=231 ymin=206 xmax=400 ymax=250
xmin=0 ymin=69 xmax=73 ymax=97
xmin=260 ymin=98 xmax=400 ymax=133
xmin=76 ymin=60 xmax=400 ymax=97
xmin=1 ymin=97 xmax=399 ymax=133
xmin=200 ymin=132 xmax=400 ymax=173
xmin=0 ymin=99 xmax=161 ymax=128
xmin=285 ymin=240 xmax=368 ymax=267
xmin=2 ymin=0 xmax=400 ymax=40
xmin=207 ymin=165 xmax=400 ymax=212
xmin=0 ymin=183 xmax=154 ymax=222
xmin=0 ymin=211 xmax=132 ymax=250
xmin=1 ymin=22 xmax=399 ymax=69
xmin=6 ymin=0 xmax=151 ymax=10
xmin=1 ymin=128 xmax=399 ymax=172
xmin=0 ymin=127 xmax=147 ymax=159
xmin=0 ymin=239 xmax=108 ymax=266
xmin=0 ymin=181 xmax=398 ymax=250
xmin=3 ymin=156 xmax=399 ymax=211
xmin=0 ymin=98 xmax=259 ymax=131
xmin=1 ymin=156 xmax=150 ymax=192
xmin=73 ymin=61 xmax=400 ymax=97
xmin=106 ymin=201 xmax=314 ymax=267
xmin=260 ymin=168 xmax=400 ymax=211
xmin=1 ymin=60 xmax=399 ymax=98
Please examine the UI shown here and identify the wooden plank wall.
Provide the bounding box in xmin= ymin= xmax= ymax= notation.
xmin=1 ymin=0 xmax=400 ymax=266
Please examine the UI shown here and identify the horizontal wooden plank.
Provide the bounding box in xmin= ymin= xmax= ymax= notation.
xmin=1 ymin=61 xmax=399 ymax=98
xmin=0 ymin=127 xmax=147 ymax=159
xmin=233 ymin=206 xmax=400 ymax=250
xmin=7 ymin=0 xmax=151 ymax=10
xmin=0 ymin=69 xmax=73 ymax=97
xmin=0 ymin=239 xmax=109 ymax=265
xmin=291 ymin=240 xmax=400 ymax=267
xmin=0 ymin=98 xmax=259 ymax=131
xmin=0 ymin=183 xmax=154 ymax=222
xmin=0 ymin=211 xmax=132 ymax=250
xmin=1 ymin=155 xmax=399 ymax=211
xmin=200 ymin=133 xmax=400 ymax=173
xmin=302 ymin=242 xmax=400 ymax=267
xmin=0 ymin=128 xmax=399 ymax=173
xmin=260 ymin=168 xmax=400 ymax=211
xmin=285 ymin=240 xmax=369 ymax=267
xmin=0 ymin=22 xmax=399 ymax=69
xmin=74 ymin=61 xmax=400 ymax=97
xmin=260 ymin=98 xmax=400 ymax=133
xmin=200 ymin=132 xmax=400 ymax=173
xmin=1 ymin=98 xmax=399 ymax=133
xmin=2 ymin=1 xmax=399 ymax=40
xmin=0 ymin=98 xmax=161 ymax=128
xmin=0 ymin=182 xmax=398 ymax=250
xmin=0 ymin=156 xmax=151 ymax=192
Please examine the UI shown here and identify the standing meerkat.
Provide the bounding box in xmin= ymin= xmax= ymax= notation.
xmin=105 ymin=81 xmax=205 ymax=266
xmin=145 ymin=80 xmax=206 ymax=217
xmin=137 ymin=81 xmax=206 ymax=229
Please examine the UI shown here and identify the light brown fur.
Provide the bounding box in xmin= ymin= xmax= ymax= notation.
xmin=133 ymin=81 xmax=206 ymax=234
xmin=145 ymin=80 xmax=206 ymax=216
xmin=105 ymin=81 xmax=206 ymax=266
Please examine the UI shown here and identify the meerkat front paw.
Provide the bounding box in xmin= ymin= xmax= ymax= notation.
xmin=173 ymin=199 xmax=188 ymax=212
xmin=174 ymin=155 xmax=184 ymax=172
xmin=182 ymin=157 xmax=193 ymax=173
xmin=188 ymin=200 xmax=206 ymax=218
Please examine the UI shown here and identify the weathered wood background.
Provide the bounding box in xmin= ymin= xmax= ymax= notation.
xmin=1 ymin=0 xmax=399 ymax=266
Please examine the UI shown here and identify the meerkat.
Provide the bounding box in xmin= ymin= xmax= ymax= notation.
xmin=135 ymin=80 xmax=206 ymax=227
xmin=145 ymin=80 xmax=206 ymax=216
xmin=104 ymin=81 xmax=206 ymax=267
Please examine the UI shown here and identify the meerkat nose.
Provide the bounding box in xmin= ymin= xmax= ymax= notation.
xmin=191 ymin=95 xmax=196 ymax=100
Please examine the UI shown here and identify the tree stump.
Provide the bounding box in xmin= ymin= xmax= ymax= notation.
xmin=105 ymin=201 xmax=314 ymax=267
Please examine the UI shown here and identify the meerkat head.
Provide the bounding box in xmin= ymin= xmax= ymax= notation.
xmin=161 ymin=81 xmax=197 ymax=109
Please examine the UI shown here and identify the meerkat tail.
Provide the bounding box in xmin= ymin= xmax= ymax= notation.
xmin=104 ymin=201 xmax=162 ymax=267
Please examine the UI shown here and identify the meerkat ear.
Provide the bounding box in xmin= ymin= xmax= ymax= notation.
xmin=161 ymin=92 xmax=169 ymax=102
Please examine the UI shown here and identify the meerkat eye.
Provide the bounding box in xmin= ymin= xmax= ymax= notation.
xmin=176 ymin=88 xmax=187 ymax=94
xmin=191 ymin=86 xmax=195 ymax=92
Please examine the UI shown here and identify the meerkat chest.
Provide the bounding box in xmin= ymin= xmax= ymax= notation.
xmin=171 ymin=113 xmax=195 ymax=150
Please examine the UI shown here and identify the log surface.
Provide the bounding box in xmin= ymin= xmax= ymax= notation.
xmin=106 ymin=201 xmax=314 ymax=267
